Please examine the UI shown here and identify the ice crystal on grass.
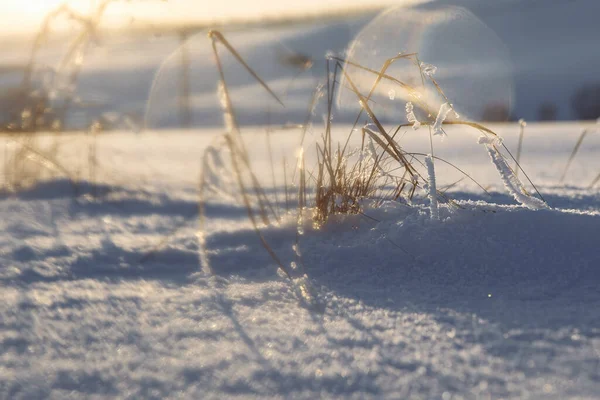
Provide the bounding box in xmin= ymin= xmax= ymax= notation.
xmin=217 ymin=80 xmax=235 ymax=133
xmin=433 ymin=103 xmax=453 ymax=136
xmin=420 ymin=62 xmax=438 ymax=77
xmin=425 ymin=155 xmax=439 ymax=220
xmin=406 ymin=101 xmax=421 ymax=130
xmin=478 ymin=135 xmax=548 ymax=210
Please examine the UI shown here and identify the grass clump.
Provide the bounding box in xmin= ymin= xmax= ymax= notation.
xmin=196 ymin=30 xmax=549 ymax=305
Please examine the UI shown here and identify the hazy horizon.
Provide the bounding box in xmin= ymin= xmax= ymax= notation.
xmin=0 ymin=0 xmax=420 ymax=35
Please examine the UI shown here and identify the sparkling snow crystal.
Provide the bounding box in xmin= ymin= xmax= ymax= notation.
xmin=420 ymin=62 xmax=438 ymax=77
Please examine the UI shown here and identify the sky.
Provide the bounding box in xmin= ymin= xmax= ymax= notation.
xmin=0 ymin=0 xmax=414 ymax=34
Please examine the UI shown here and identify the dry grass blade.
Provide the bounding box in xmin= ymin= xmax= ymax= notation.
xmin=209 ymin=30 xmax=282 ymax=224
xmin=178 ymin=31 xmax=192 ymax=128
xmin=329 ymin=54 xmax=417 ymax=93
xmin=4 ymin=137 xmax=79 ymax=193
xmin=589 ymin=172 xmax=600 ymax=189
xmin=265 ymin=125 xmax=281 ymax=221
xmin=441 ymin=120 xmax=545 ymax=203
xmin=208 ymin=30 xmax=285 ymax=107
xmin=514 ymin=119 xmax=526 ymax=178
xmin=197 ymin=145 xmax=215 ymax=274
xmin=331 ymin=53 xmax=428 ymax=157
xmin=199 ymin=30 xmax=307 ymax=282
xmin=225 ymin=134 xmax=293 ymax=279
xmin=338 ymin=62 xmax=417 ymax=178
xmin=405 ymin=152 xmax=491 ymax=195
xmin=560 ymin=129 xmax=588 ymax=184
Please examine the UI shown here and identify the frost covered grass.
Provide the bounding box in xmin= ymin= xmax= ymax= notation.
xmin=195 ymin=30 xmax=553 ymax=303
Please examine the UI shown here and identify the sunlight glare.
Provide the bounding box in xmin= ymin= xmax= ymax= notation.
xmin=0 ymin=0 xmax=420 ymax=34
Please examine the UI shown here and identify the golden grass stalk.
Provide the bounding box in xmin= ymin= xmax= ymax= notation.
xmin=560 ymin=128 xmax=588 ymax=184
xmin=200 ymin=30 xmax=294 ymax=279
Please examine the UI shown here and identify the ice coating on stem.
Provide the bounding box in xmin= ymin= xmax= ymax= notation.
xmin=217 ymin=80 xmax=235 ymax=133
xmin=405 ymin=102 xmax=421 ymax=130
xmin=425 ymin=155 xmax=439 ymax=220
xmin=479 ymin=135 xmax=548 ymax=210
xmin=433 ymin=103 xmax=452 ymax=136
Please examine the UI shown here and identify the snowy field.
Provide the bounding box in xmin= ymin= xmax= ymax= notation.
xmin=2 ymin=1 xmax=600 ymax=398
xmin=1 ymin=121 xmax=600 ymax=399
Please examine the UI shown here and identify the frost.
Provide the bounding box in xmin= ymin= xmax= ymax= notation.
xmin=477 ymin=134 xmax=503 ymax=146
xmin=292 ymin=243 xmax=302 ymax=257
xmin=425 ymin=155 xmax=439 ymax=220
xmin=420 ymin=62 xmax=437 ymax=77
xmin=481 ymin=141 xmax=549 ymax=210
xmin=293 ymin=274 xmax=321 ymax=310
xmin=388 ymin=89 xmax=396 ymax=100
xmin=433 ymin=103 xmax=453 ymax=136
xmin=405 ymin=101 xmax=421 ymax=130
xmin=217 ymin=80 xmax=235 ymax=132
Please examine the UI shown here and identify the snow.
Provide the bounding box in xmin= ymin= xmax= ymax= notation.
xmin=2 ymin=2 xmax=600 ymax=397
xmin=1 ymin=123 xmax=600 ymax=398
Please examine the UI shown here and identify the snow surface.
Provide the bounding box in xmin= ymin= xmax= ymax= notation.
xmin=1 ymin=2 xmax=600 ymax=397
xmin=1 ymin=123 xmax=600 ymax=399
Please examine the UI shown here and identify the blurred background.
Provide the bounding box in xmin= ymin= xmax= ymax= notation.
xmin=0 ymin=0 xmax=598 ymax=132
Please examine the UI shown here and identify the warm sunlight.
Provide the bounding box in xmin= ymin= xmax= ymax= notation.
xmin=0 ymin=0 xmax=411 ymax=34
xmin=0 ymin=0 xmax=88 ymax=28
xmin=1 ymin=0 xmax=599 ymax=397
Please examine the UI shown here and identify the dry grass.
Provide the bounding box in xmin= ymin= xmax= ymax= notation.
xmin=0 ymin=6 xmax=556 ymax=295
xmin=560 ymin=128 xmax=590 ymax=184
xmin=0 ymin=1 xmax=132 ymax=194
xmin=196 ymin=29 xmax=550 ymax=304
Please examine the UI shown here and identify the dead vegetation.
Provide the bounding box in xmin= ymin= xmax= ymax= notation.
xmin=196 ymin=30 xmax=548 ymax=302
xmin=0 ymin=1 xmax=130 ymax=193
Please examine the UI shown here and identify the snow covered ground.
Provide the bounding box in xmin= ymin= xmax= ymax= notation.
xmin=1 ymin=1 xmax=600 ymax=398
xmin=1 ymin=121 xmax=600 ymax=399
